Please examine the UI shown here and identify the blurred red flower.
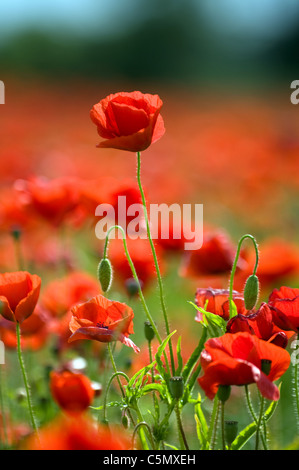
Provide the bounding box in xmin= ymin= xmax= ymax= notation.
xmin=180 ymin=230 xmax=246 ymax=279
xmin=198 ymin=332 xmax=290 ymax=401
xmin=108 ymin=238 xmax=161 ymax=291
xmin=50 ymin=369 xmax=95 ymax=414
xmin=0 ymin=271 xmax=41 ymax=323
xmin=0 ymin=304 xmax=50 ymax=350
xmin=268 ymin=286 xmax=299 ymax=333
xmin=41 ymin=271 xmax=100 ymax=318
xmin=22 ymin=414 xmax=131 ymax=450
xmin=90 ymin=91 xmax=165 ymax=152
xmin=14 ymin=176 xmax=79 ymax=227
xmin=68 ymin=294 xmax=139 ymax=352
xmin=195 ymin=287 xmax=246 ymax=322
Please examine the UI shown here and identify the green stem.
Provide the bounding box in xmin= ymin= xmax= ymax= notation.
xmin=255 ymin=393 xmax=265 ymax=450
xmin=175 ymin=401 xmax=189 ymax=450
xmin=102 ymin=370 xmax=130 ymax=425
xmin=245 ymin=385 xmax=268 ymax=450
xmin=294 ymin=332 xmax=299 ymax=428
xmin=221 ymin=402 xmax=226 ymax=450
xmin=136 ymin=151 xmax=175 ymax=375
xmin=107 ymin=342 xmax=125 ymax=398
xmin=229 ymin=234 xmax=259 ymax=318
xmin=103 ymin=224 xmax=171 ymax=375
xmin=15 ymin=322 xmax=39 ymax=437
xmin=208 ymin=395 xmax=220 ymax=450
xmin=132 ymin=421 xmax=155 ymax=450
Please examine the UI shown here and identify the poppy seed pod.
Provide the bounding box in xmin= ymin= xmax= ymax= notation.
xmin=169 ymin=376 xmax=184 ymax=400
xmin=144 ymin=321 xmax=155 ymax=343
xmin=217 ymin=384 xmax=231 ymax=403
xmin=97 ymin=258 xmax=113 ymax=293
xmin=243 ymin=274 xmax=259 ymax=310
xmin=261 ymin=359 xmax=272 ymax=376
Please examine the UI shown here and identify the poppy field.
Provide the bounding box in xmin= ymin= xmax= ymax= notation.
xmin=0 ymin=80 xmax=299 ymax=452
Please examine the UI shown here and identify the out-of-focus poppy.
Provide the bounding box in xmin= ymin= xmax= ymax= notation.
xmin=234 ymin=239 xmax=299 ymax=292
xmin=198 ymin=332 xmax=290 ymax=401
xmin=268 ymin=286 xmax=299 ymax=333
xmin=41 ymin=271 xmax=100 ymax=318
xmin=90 ymin=91 xmax=165 ymax=152
xmin=226 ymin=303 xmax=290 ymax=348
xmin=0 ymin=271 xmax=41 ymax=323
xmin=0 ymin=304 xmax=50 ymax=350
xmin=107 ymin=238 xmax=161 ymax=291
xmin=180 ymin=230 xmax=246 ymax=279
xmin=14 ymin=176 xmax=80 ymax=227
xmin=49 ymin=369 xmax=95 ymax=414
xmin=68 ymin=294 xmax=139 ymax=353
xmin=21 ymin=414 xmax=131 ymax=450
xmin=194 ymin=287 xmax=246 ymax=322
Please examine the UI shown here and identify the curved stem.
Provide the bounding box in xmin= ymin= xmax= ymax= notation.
xmin=229 ymin=234 xmax=259 ymax=318
xmin=103 ymin=224 xmax=171 ymax=375
xmin=136 ymin=151 xmax=175 ymax=375
xmin=102 ymin=370 xmax=130 ymax=425
xmin=132 ymin=421 xmax=155 ymax=450
xmin=107 ymin=342 xmax=125 ymax=398
xmin=175 ymin=401 xmax=189 ymax=450
xmin=15 ymin=322 xmax=39 ymax=437
xmin=245 ymin=385 xmax=268 ymax=450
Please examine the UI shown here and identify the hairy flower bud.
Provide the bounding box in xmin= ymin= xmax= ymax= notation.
xmin=243 ymin=274 xmax=259 ymax=310
xmin=169 ymin=376 xmax=184 ymax=400
xmin=97 ymin=258 xmax=113 ymax=292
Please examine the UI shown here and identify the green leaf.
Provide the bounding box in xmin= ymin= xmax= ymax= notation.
xmin=155 ymin=330 xmax=177 ymax=381
xmin=194 ymin=393 xmax=209 ymax=450
xmin=182 ymin=325 xmax=207 ymax=384
xmin=188 ymin=301 xmax=226 ymax=332
xmin=175 ymin=336 xmax=183 ymax=376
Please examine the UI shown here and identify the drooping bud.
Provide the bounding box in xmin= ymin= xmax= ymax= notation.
xmin=169 ymin=376 xmax=184 ymax=400
xmin=97 ymin=258 xmax=113 ymax=292
xmin=144 ymin=321 xmax=155 ymax=343
xmin=217 ymin=384 xmax=231 ymax=403
xmin=261 ymin=359 xmax=272 ymax=376
xmin=243 ymin=274 xmax=259 ymax=310
xmin=224 ymin=420 xmax=238 ymax=446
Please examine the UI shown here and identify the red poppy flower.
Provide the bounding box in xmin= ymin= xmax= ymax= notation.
xmin=226 ymin=303 xmax=290 ymax=348
xmin=268 ymin=286 xmax=299 ymax=332
xmin=0 ymin=271 xmax=41 ymax=323
xmin=90 ymin=91 xmax=165 ymax=152
xmin=50 ymin=369 xmax=95 ymax=414
xmin=22 ymin=414 xmax=131 ymax=450
xmin=198 ymin=332 xmax=290 ymax=401
xmin=195 ymin=287 xmax=246 ymax=322
xmin=68 ymin=294 xmax=139 ymax=353
xmin=0 ymin=304 xmax=50 ymax=350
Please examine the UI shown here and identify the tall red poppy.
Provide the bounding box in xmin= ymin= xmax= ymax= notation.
xmin=68 ymin=294 xmax=139 ymax=353
xmin=198 ymin=332 xmax=290 ymax=401
xmin=0 ymin=271 xmax=41 ymax=323
xmin=90 ymin=91 xmax=165 ymax=152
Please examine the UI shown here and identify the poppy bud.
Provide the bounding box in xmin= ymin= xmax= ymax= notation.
xmin=97 ymin=258 xmax=113 ymax=292
xmin=261 ymin=359 xmax=272 ymax=376
xmin=243 ymin=274 xmax=259 ymax=310
xmin=224 ymin=420 xmax=238 ymax=446
xmin=125 ymin=277 xmax=141 ymax=297
xmin=169 ymin=376 xmax=184 ymax=400
xmin=144 ymin=321 xmax=155 ymax=343
xmin=217 ymin=384 xmax=231 ymax=403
